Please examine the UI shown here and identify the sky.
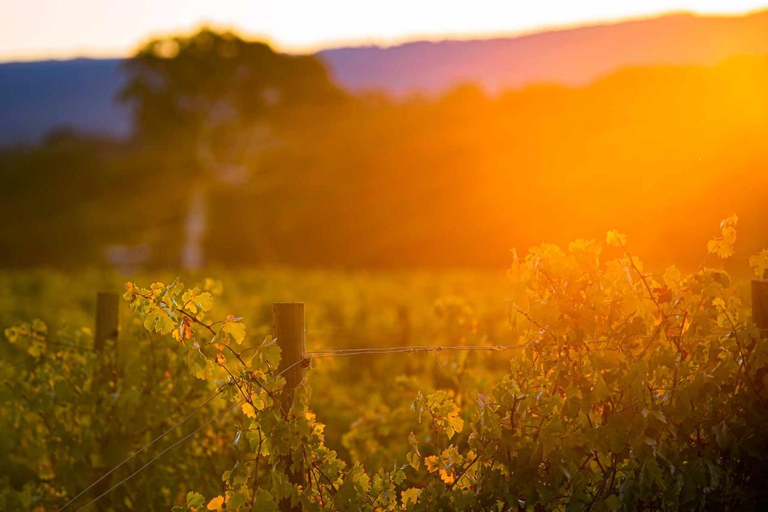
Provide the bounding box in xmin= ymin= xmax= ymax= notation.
xmin=2 ymin=0 xmax=768 ymax=62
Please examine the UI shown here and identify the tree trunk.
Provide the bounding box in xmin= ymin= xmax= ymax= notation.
xmin=181 ymin=183 xmax=208 ymax=271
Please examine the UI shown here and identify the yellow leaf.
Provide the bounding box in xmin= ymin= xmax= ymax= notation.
xmin=750 ymin=249 xmax=768 ymax=278
xmin=439 ymin=468 xmax=455 ymax=485
xmin=401 ymin=488 xmax=421 ymax=507
xmin=606 ymin=230 xmax=627 ymax=247
xmin=150 ymin=282 xmax=165 ymax=297
xmin=242 ymin=402 xmax=257 ymax=419
xmin=207 ymin=495 xmax=224 ymax=511
xmin=183 ymin=288 xmax=214 ymax=314
xmin=708 ymin=214 xmax=738 ymax=259
xmin=222 ymin=321 xmax=246 ymax=345
xmin=196 ymin=292 xmax=214 ymax=312
xmin=708 ymin=238 xmax=734 ymax=259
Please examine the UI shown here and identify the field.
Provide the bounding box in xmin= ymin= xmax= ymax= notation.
xmin=0 ymin=267 xmax=513 ymax=508
xmin=2 ymin=224 xmax=768 ymax=510
xmin=5 ymin=4 xmax=768 ymax=511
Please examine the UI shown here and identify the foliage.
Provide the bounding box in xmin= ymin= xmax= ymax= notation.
xmin=120 ymin=28 xmax=344 ymax=144
xmin=2 ymin=217 xmax=768 ymax=510
xmin=0 ymin=312 xmax=222 ymax=509
xmin=3 ymin=50 xmax=768 ymax=270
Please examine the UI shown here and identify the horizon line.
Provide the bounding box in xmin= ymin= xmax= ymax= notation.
xmin=1 ymin=6 xmax=766 ymax=65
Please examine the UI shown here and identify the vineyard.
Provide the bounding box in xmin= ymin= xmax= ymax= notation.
xmin=2 ymin=217 xmax=768 ymax=511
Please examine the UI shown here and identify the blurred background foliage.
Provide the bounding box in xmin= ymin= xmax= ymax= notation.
xmin=1 ymin=28 xmax=767 ymax=272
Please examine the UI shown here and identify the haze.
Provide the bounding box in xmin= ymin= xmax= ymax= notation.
xmin=2 ymin=0 xmax=768 ymax=62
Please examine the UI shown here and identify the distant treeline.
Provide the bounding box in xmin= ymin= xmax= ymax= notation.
xmin=1 ymin=29 xmax=767 ymax=270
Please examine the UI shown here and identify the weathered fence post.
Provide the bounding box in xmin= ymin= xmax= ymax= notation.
xmin=273 ymin=302 xmax=306 ymax=509
xmin=753 ymin=278 xmax=768 ymax=337
xmin=274 ymin=302 xmax=306 ymax=396
xmin=95 ymin=292 xmax=119 ymax=351
xmin=93 ymin=292 xmax=119 ymax=510
xmin=95 ymin=292 xmax=120 ymax=385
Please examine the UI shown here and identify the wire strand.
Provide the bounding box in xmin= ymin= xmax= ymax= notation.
xmin=72 ymin=359 xmax=305 ymax=511
xmin=74 ymin=399 xmax=246 ymax=512
xmin=306 ymin=344 xmax=526 ymax=357
xmin=58 ymin=386 xmax=228 ymax=511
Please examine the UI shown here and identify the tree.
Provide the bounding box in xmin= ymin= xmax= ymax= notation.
xmin=119 ymin=28 xmax=345 ymax=269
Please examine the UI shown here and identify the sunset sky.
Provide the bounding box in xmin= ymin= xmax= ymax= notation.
xmin=1 ymin=0 xmax=768 ymax=62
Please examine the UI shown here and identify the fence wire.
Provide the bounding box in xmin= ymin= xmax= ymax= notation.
xmin=59 ymin=387 xmax=228 ymax=511
xmin=65 ymin=359 xmax=306 ymax=511
xmin=306 ymin=343 xmax=527 ymax=358
xmin=65 ymin=325 xmax=766 ymax=510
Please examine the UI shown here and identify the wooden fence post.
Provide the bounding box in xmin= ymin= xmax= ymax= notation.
xmin=274 ymin=302 xmax=306 ymax=396
xmin=753 ymin=279 xmax=768 ymax=337
xmin=273 ymin=302 xmax=306 ymax=510
xmin=93 ymin=292 xmax=119 ymax=510
xmin=95 ymin=292 xmax=120 ymax=352
xmin=95 ymin=292 xmax=120 ymax=385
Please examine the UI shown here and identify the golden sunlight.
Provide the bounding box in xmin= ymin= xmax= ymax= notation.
xmin=2 ymin=1 xmax=768 ymax=510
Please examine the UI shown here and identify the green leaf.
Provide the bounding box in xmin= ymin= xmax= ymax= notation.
xmin=271 ymin=470 xmax=293 ymax=501
xmin=712 ymin=421 xmax=730 ymax=449
xmin=252 ymin=489 xmax=278 ymax=512
xmin=186 ymin=492 xmax=205 ymax=508
xmin=592 ymin=376 xmax=610 ymax=401
xmin=186 ymin=349 xmax=213 ymax=380
xmin=406 ymin=450 xmax=420 ymax=470
xmin=227 ymin=489 xmax=248 ymax=509
xmin=604 ymin=494 xmax=620 ymax=511
xmin=259 ymin=336 xmax=281 ymax=368
xmin=144 ymin=307 xmax=174 ymax=335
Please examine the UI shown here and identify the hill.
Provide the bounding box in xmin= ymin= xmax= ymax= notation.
xmin=318 ymin=9 xmax=768 ymax=96
xmin=0 ymin=58 xmax=130 ymax=145
xmin=2 ymin=9 xmax=768 ymax=144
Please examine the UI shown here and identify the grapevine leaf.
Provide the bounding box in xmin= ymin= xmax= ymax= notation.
xmin=206 ymin=495 xmax=224 ymax=511
xmin=750 ymin=249 xmax=768 ymax=278
xmin=242 ymin=402 xmax=257 ymax=419
xmin=186 ymin=492 xmax=205 ymax=508
xmin=252 ymin=490 xmax=278 ymax=512
xmin=227 ymin=490 xmax=248 ymax=509
xmin=606 ymin=230 xmax=627 ymax=247
xmin=222 ymin=320 xmax=246 ymax=345
xmin=402 ymin=488 xmax=421 ymax=507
